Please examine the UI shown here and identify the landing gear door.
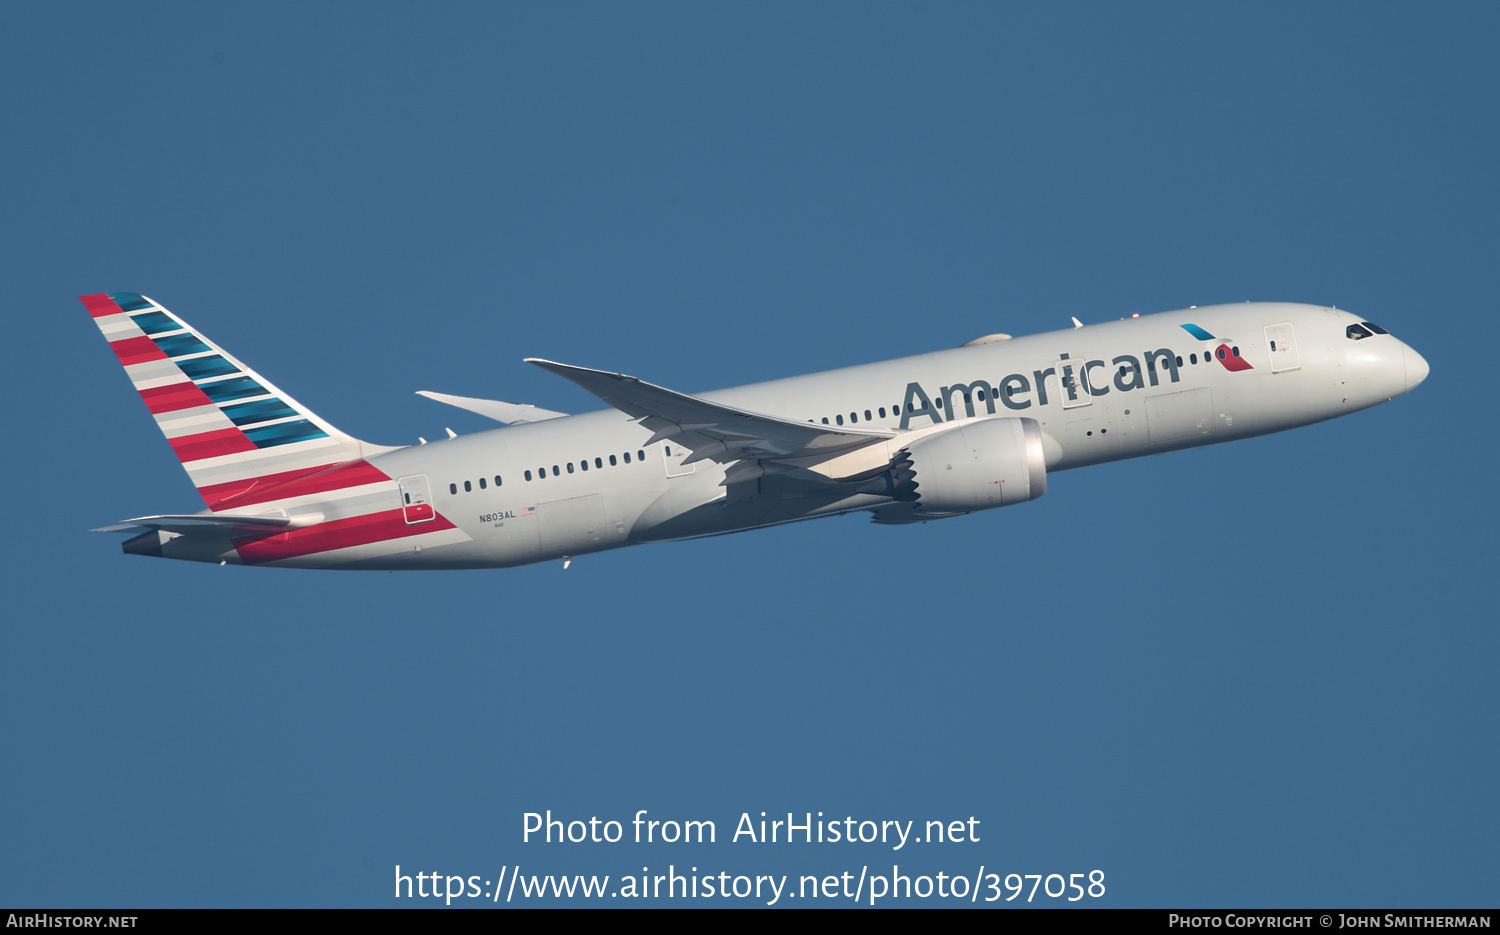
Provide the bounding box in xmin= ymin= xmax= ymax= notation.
xmin=399 ymin=474 xmax=436 ymax=524
xmin=1265 ymin=323 xmax=1301 ymax=373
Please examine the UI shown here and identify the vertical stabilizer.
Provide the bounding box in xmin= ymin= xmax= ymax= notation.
xmin=82 ymin=293 xmax=399 ymax=508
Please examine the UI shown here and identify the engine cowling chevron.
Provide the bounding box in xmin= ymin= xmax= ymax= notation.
xmin=898 ymin=417 xmax=1048 ymax=514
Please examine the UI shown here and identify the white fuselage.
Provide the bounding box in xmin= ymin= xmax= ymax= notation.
xmin=156 ymin=302 xmax=1427 ymax=570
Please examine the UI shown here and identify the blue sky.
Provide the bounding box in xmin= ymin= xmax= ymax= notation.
xmin=2 ymin=1 xmax=1495 ymax=908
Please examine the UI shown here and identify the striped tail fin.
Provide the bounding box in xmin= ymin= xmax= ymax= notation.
xmin=83 ymin=292 xmax=399 ymax=508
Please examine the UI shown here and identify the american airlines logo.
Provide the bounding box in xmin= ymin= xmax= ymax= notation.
xmin=1180 ymin=323 xmax=1253 ymax=372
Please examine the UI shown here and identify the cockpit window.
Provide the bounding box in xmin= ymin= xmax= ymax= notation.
xmin=1346 ymin=323 xmax=1373 ymax=340
xmin=1361 ymin=320 xmax=1389 ymax=335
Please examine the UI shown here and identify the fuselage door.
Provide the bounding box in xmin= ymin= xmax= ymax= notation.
xmin=1265 ymin=323 xmax=1301 ymax=373
xmin=538 ymin=493 xmax=612 ymax=556
xmin=663 ymin=443 xmax=695 ymax=478
xmin=1056 ymin=356 xmax=1094 ymax=409
xmin=398 ymin=474 xmax=436 ymax=524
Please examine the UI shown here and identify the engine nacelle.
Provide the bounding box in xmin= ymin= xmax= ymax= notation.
xmin=895 ymin=417 xmax=1048 ymax=514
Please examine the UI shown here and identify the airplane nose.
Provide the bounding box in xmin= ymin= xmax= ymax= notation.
xmin=1404 ymin=345 xmax=1430 ymax=392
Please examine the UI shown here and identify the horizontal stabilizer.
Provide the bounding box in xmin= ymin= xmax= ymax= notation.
xmin=416 ymin=390 xmax=568 ymax=424
xmin=93 ymin=513 xmax=319 ymax=534
xmin=526 ymin=358 xmax=892 ymax=465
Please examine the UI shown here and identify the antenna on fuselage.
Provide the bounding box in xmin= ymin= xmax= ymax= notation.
xmin=1071 ymin=317 xmax=1084 ymax=328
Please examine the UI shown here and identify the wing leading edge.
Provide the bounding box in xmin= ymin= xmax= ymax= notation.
xmin=525 ymin=359 xmax=894 ymax=478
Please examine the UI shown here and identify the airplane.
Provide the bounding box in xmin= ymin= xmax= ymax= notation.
xmin=83 ymin=293 xmax=1428 ymax=570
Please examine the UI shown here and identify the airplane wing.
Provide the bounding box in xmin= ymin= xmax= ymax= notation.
xmin=525 ymin=359 xmax=894 ymax=468
xmin=416 ymin=390 xmax=568 ymax=424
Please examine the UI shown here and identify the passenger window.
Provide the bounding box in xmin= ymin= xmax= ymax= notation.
xmin=1232 ymin=347 xmax=1240 ymax=357
xmin=609 ymin=455 xmax=617 ymax=466
xmin=464 ymin=481 xmax=472 ymax=492
xmin=623 ymin=452 xmax=631 ymax=464
xmin=836 ymin=414 xmax=844 ymax=425
xmin=552 ymin=465 xmax=559 ymax=475
xmin=638 ymin=450 xmax=645 ymax=461
xmin=864 ymin=410 xmax=872 ymax=421
xmin=449 ymin=483 xmax=457 ymax=494
xmin=1190 ymin=353 xmax=1197 ymax=364
xmin=849 ymin=412 xmax=857 ymax=423
xmin=879 ymin=407 xmax=886 ymax=418
xmin=495 ymin=476 xmax=502 ymax=486
xmin=525 ymin=470 xmax=532 ymax=481
xmin=580 ymin=460 xmax=588 ymax=471
xmin=479 ymin=478 xmax=486 ymax=489
xmin=595 ymin=457 xmax=602 ymax=469
xmin=567 ymin=463 xmax=574 ymax=473
xmin=821 ymin=417 xmax=829 ymax=424
xmin=1217 ymin=347 xmax=1226 ymax=360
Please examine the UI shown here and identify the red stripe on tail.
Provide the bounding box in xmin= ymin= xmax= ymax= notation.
xmin=112 ymin=335 xmax=168 ymax=366
xmin=81 ymin=294 xmax=124 ymax=318
xmin=205 ymin=459 xmax=391 ymax=510
xmin=140 ymin=381 xmax=215 ymax=414
xmin=168 ymin=427 xmax=258 ymax=462
xmin=233 ymin=508 xmax=455 ymax=565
